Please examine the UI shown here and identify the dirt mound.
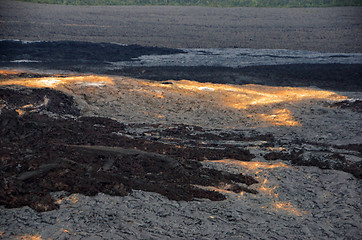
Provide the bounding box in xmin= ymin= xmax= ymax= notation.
xmin=1 ymin=70 xmax=361 ymax=213
xmin=0 ymin=86 xmax=80 ymax=116
xmin=0 ymin=86 xmax=256 ymax=212
xmin=265 ymin=150 xmax=362 ymax=179
xmin=330 ymin=99 xmax=362 ymax=112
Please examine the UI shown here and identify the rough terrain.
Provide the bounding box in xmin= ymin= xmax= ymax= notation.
xmin=0 ymin=0 xmax=361 ymax=239
xmin=0 ymin=68 xmax=361 ymax=239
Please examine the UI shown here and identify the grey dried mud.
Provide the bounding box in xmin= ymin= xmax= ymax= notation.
xmin=0 ymin=86 xmax=257 ymax=212
xmin=1 ymin=81 xmax=361 ymax=212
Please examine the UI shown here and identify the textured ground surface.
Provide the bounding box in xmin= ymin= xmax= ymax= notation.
xmin=0 ymin=69 xmax=361 ymax=239
xmin=0 ymin=1 xmax=361 ymax=238
xmin=1 ymin=40 xmax=362 ymax=92
xmin=1 ymin=0 xmax=362 ymax=52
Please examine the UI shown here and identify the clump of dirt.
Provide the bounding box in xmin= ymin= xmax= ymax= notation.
xmin=292 ymin=153 xmax=362 ymax=178
xmin=0 ymin=86 xmax=80 ymax=116
xmin=335 ymin=143 xmax=362 ymax=154
xmin=330 ymin=99 xmax=362 ymax=112
xmin=0 ymin=86 xmax=257 ymax=212
xmin=156 ymin=124 xmax=274 ymax=142
xmin=265 ymin=150 xmax=361 ymax=179
xmin=264 ymin=150 xmax=303 ymax=161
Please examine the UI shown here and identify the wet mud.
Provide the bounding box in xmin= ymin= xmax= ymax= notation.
xmin=0 ymin=40 xmax=183 ymax=63
xmin=264 ymin=150 xmax=362 ymax=179
xmin=1 ymin=76 xmax=361 ymax=212
xmin=1 ymin=40 xmax=361 ymax=92
xmin=329 ymin=99 xmax=362 ymax=112
xmin=1 ymin=2 xmax=361 ymax=237
xmin=0 ymin=40 xmax=184 ymax=73
xmin=0 ymin=86 xmax=257 ymax=212
xmin=108 ymin=64 xmax=362 ymax=92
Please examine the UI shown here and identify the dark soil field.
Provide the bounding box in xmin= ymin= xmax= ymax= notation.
xmin=1 ymin=0 xmax=361 ymax=52
xmin=1 ymin=40 xmax=361 ymax=92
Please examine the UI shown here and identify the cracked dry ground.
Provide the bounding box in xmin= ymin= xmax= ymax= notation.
xmin=0 ymin=70 xmax=361 ymax=213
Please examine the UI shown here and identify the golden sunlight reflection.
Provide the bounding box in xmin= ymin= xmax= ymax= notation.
xmin=141 ymin=80 xmax=346 ymax=109
xmin=259 ymin=178 xmax=279 ymax=198
xmin=273 ymin=202 xmax=307 ymax=216
xmin=136 ymin=89 xmax=165 ymax=99
xmin=15 ymin=109 xmax=25 ymax=116
xmin=1 ymin=70 xmax=347 ymax=127
xmin=258 ymin=108 xmax=301 ymax=126
xmin=0 ymin=75 xmax=114 ymax=88
xmin=139 ymin=79 xmax=346 ymax=126
xmin=16 ymin=234 xmax=43 ymax=240
xmin=0 ymin=69 xmax=20 ymax=75
xmin=208 ymin=159 xmax=306 ymax=216
xmin=210 ymin=159 xmax=290 ymax=175
xmin=267 ymin=147 xmax=288 ymax=151
xmin=194 ymin=184 xmax=245 ymax=196
xmin=55 ymin=194 xmax=80 ymax=205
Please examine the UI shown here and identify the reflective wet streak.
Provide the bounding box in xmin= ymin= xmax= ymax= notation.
xmin=109 ymin=48 xmax=362 ymax=69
